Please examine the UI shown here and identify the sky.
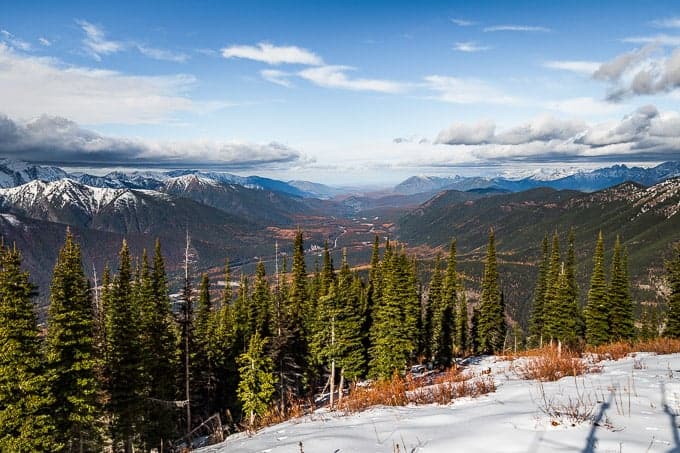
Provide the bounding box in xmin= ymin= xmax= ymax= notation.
xmin=2 ymin=0 xmax=680 ymax=185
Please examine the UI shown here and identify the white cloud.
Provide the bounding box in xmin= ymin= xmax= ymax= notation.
xmin=650 ymin=17 xmax=680 ymax=28
xmin=260 ymin=69 xmax=293 ymax=87
xmin=298 ymin=65 xmax=407 ymax=93
xmin=221 ymin=42 xmax=322 ymax=65
xmin=0 ymin=29 xmax=32 ymax=51
xmin=0 ymin=113 xmax=306 ymax=168
xmin=424 ymin=75 xmax=519 ymax=104
xmin=0 ymin=43 xmax=199 ymax=124
xmin=38 ymin=37 xmax=51 ymax=47
xmin=593 ymin=45 xmax=680 ymax=100
xmin=453 ymin=42 xmax=490 ymax=52
xmin=623 ymin=34 xmax=680 ymax=46
xmin=544 ymin=97 xmax=624 ymax=116
xmin=451 ymin=18 xmax=475 ymax=26
xmin=543 ymin=60 xmax=601 ymax=75
xmin=483 ymin=25 xmax=551 ymax=32
xmin=426 ymin=105 xmax=680 ymax=166
xmin=76 ymin=20 xmax=124 ymax=60
xmin=136 ymin=45 xmax=189 ymax=63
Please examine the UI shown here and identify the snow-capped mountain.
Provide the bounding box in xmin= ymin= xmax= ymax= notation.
xmin=0 ymin=159 xmax=68 ymax=188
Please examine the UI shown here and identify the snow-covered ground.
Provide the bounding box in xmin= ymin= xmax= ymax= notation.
xmin=199 ymin=353 xmax=680 ymax=452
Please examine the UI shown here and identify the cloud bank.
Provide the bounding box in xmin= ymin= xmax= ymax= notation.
xmin=0 ymin=114 xmax=306 ymax=169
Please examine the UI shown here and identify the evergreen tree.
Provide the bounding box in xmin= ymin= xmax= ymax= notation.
xmin=105 ymin=240 xmax=144 ymax=452
xmin=252 ymin=261 xmax=272 ymax=339
xmin=566 ymin=228 xmax=582 ymax=338
xmin=213 ymin=258 xmax=239 ymax=417
xmin=237 ymin=333 xmax=276 ymax=428
xmin=585 ymin=232 xmax=610 ymax=346
xmin=423 ymin=254 xmax=442 ymax=360
xmin=286 ymin=230 xmax=310 ymax=396
xmin=0 ymin=244 xmax=59 ymax=452
xmin=319 ymin=241 xmax=335 ymax=297
xmin=193 ymin=273 xmax=216 ymax=418
xmin=665 ymin=243 xmax=680 ymax=338
xmin=45 ymin=230 xmax=101 ymax=451
xmin=608 ymin=238 xmax=635 ymax=341
xmin=455 ymin=281 xmax=468 ymax=356
xmin=528 ymin=235 xmax=549 ymax=347
xmin=476 ymin=228 xmax=505 ymax=353
xmin=140 ymin=240 xmax=178 ymax=450
xmin=433 ymin=240 xmax=458 ymax=365
xmin=543 ymin=263 xmax=578 ymax=345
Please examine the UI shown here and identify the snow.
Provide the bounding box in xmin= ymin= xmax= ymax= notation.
xmin=199 ymin=353 xmax=680 ymax=453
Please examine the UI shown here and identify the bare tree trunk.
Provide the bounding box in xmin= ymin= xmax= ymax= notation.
xmin=330 ymin=316 xmax=336 ymax=409
xmin=338 ymin=368 xmax=345 ymax=404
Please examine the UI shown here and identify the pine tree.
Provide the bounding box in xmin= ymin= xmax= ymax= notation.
xmin=45 ymin=230 xmax=101 ymax=451
xmin=193 ymin=273 xmax=216 ymax=418
xmin=585 ymin=232 xmax=610 ymax=346
xmin=286 ymin=230 xmax=310 ymax=396
xmin=252 ymin=261 xmax=272 ymax=339
xmin=319 ymin=240 xmax=335 ymax=297
xmin=0 ymin=244 xmax=59 ymax=452
xmin=213 ymin=258 xmax=239 ymax=417
xmin=433 ymin=240 xmax=458 ymax=365
xmin=541 ymin=231 xmax=562 ymax=343
xmin=237 ymin=333 xmax=276 ymax=428
xmin=665 ymin=243 xmax=680 ymax=338
xmin=455 ymin=281 xmax=468 ymax=356
xmin=608 ymin=238 xmax=635 ymax=341
xmin=528 ymin=235 xmax=549 ymax=347
xmin=566 ymin=228 xmax=582 ymax=338
xmin=105 ymin=240 xmax=144 ymax=452
xmin=476 ymin=228 xmax=505 ymax=354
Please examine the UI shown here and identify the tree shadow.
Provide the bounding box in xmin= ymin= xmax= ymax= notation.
xmin=581 ymin=392 xmax=612 ymax=453
xmin=662 ymin=382 xmax=680 ymax=453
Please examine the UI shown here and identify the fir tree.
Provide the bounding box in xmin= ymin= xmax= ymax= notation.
xmin=433 ymin=240 xmax=458 ymax=365
xmin=0 ymin=244 xmax=59 ymax=452
xmin=476 ymin=228 xmax=505 ymax=354
xmin=237 ymin=333 xmax=276 ymax=427
xmin=45 ymin=230 xmax=101 ymax=451
xmin=286 ymin=230 xmax=310 ymax=396
xmin=608 ymin=237 xmax=635 ymax=341
xmin=455 ymin=281 xmax=468 ymax=356
xmin=528 ymin=235 xmax=549 ymax=347
xmin=585 ymin=232 xmax=610 ymax=346
xmin=252 ymin=261 xmax=272 ymax=339
xmin=423 ymin=254 xmax=442 ymax=360
xmin=566 ymin=228 xmax=582 ymax=338
xmin=664 ymin=243 xmax=680 ymax=338
xmin=193 ymin=273 xmax=216 ymax=418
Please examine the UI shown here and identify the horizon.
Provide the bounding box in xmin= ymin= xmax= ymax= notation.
xmin=2 ymin=1 xmax=680 ymax=184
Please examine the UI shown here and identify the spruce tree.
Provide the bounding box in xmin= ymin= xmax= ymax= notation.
xmin=476 ymin=228 xmax=505 ymax=354
xmin=105 ymin=240 xmax=144 ymax=452
xmin=528 ymin=235 xmax=549 ymax=347
xmin=0 ymin=244 xmax=59 ymax=452
xmin=433 ymin=240 xmax=458 ymax=365
xmin=237 ymin=333 xmax=276 ymax=428
xmin=665 ymin=243 xmax=680 ymax=338
xmin=45 ymin=230 xmax=101 ymax=451
xmin=423 ymin=254 xmax=442 ymax=360
xmin=455 ymin=281 xmax=468 ymax=356
xmin=608 ymin=237 xmax=635 ymax=341
xmin=286 ymin=230 xmax=310 ymax=396
xmin=193 ymin=273 xmax=216 ymax=418
xmin=585 ymin=232 xmax=610 ymax=346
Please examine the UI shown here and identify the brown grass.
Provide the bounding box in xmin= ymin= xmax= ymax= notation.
xmin=338 ymin=367 xmax=496 ymax=412
xmin=512 ymin=346 xmax=588 ymax=382
xmin=587 ymin=338 xmax=680 ymax=361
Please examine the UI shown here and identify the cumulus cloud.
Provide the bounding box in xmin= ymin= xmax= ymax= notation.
xmin=483 ymin=25 xmax=550 ymax=32
xmin=0 ymin=43 xmax=205 ymax=124
xmin=543 ymin=60 xmax=601 ymax=75
xmin=428 ymin=105 xmax=680 ymax=165
xmin=593 ymin=45 xmax=680 ymax=100
xmin=0 ymin=114 xmax=305 ymax=169
xmin=298 ymin=65 xmax=407 ymax=93
xmin=453 ymin=42 xmax=490 ymax=52
xmin=221 ymin=42 xmax=322 ymax=65
xmin=424 ymin=75 xmax=519 ymax=104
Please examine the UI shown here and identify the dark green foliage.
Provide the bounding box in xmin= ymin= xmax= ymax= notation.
xmin=423 ymin=254 xmax=442 ymax=360
xmin=105 ymin=240 xmax=144 ymax=451
xmin=433 ymin=240 xmax=458 ymax=365
xmin=455 ymin=284 xmax=468 ymax=355
xmin=476 ymin=229 xmax=505 ymax=354
xmin=0 ymin=244 xmax=59 ymax=452
xmin=193 ymin=273 xmax=217 ymax=418
xmin=45 ymin=230 xmax=101 ymax=451
xmin=286 ymin=230 xmax=310 ymax=396
xmin=585 ymin=232 xmax=610 ymax=346
xmin=528 ymin=236 xmax=549 ymax=347
xmin=665 ymin=242 xmax=680 ymax=338
xmin=608 ymin=238 xmax=635 ymax=341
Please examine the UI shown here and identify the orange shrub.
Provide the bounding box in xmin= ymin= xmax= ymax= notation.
xmin=513 ymin=347 xmax=587 ymax=381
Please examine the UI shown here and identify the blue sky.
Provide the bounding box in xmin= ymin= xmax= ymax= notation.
xmin=2 ymin=0 xmax=680 ymax=184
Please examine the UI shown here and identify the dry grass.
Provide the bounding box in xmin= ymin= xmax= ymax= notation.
xmin=512 ymin=346 xmax=588 ymax=382
xmin=258 ymin=397 xmax=309 ymax=429
xmin=338 ymin=367 xmax=496 ymax=412
xmin=587 ymin=338 xmax=680 ymax=361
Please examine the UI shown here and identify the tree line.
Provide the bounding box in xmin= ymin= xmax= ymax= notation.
xmin=2 ymin=227 xmax=680 ymax=452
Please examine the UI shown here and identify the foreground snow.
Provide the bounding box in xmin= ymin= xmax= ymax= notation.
xmin=199 ymin=353 xmax=680 ymax=452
